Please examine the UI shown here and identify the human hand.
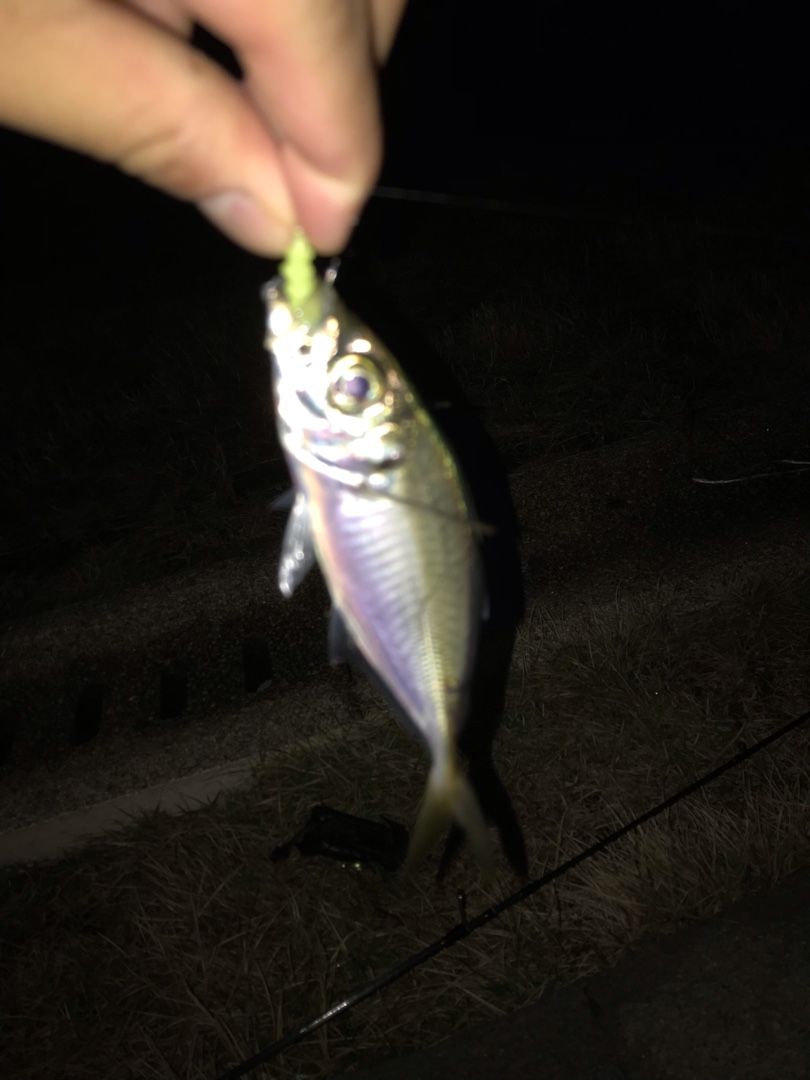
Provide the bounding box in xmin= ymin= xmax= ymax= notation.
xmin=0 ymin=1 xmax=407 ymax=254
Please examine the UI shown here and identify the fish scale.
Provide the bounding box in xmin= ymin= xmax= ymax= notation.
xmin=313 ymin=472 xmax=474 ymax=735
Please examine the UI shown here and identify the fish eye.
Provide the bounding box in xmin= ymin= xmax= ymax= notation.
xmin=327 ymin=354 xmax=385 ymax=414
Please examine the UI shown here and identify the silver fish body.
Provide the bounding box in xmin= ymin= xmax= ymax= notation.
xmin=264 ymin=275 xmax=491 ymax=869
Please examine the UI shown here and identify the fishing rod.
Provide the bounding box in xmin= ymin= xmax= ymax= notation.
xmin=215 ymin=704 xmax=810 ymax=1079
xmin=693 ymin=459 xmax=810 ymax=485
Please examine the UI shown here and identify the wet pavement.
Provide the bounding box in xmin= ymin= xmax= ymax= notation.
xmin=349 ymin=868 xmax=810 ymax=1080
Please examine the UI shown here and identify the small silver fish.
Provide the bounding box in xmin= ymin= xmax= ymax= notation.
xmin=264 ymin=269 xmax=491 ymax=871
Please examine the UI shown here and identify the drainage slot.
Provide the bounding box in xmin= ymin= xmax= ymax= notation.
xmin=71 ymin=684 xmax=105 ymax=745
xmin=159 ymin=668 xmax=188 ymax=720
xmin=0 ymin=711 xmax=16 ymax=766
xmin=242 ymin=637 xmax=272 ymax=692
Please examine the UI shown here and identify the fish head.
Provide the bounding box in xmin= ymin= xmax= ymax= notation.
xmin=263 ymin=275 xmax=417 ymax=479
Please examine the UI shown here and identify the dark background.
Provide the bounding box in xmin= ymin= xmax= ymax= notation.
xmin=1 ymin=0 xmax=809 ymax=620
xmin=2 ymin=0 xmax=809 ymax=274
xmin=382 ymin=1 xmax=809 ymax=213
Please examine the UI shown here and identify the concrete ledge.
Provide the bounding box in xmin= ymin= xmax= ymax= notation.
xmin=0 ymin=756 xmax=257 ymax=866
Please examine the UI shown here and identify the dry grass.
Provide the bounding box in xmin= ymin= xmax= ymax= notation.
xmin=3 ymin=568 xmax=810 ymax=1079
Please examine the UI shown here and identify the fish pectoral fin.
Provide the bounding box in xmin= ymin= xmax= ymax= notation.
xmin=278 ymin=492 xmax=316 ymax=598
xmin=404 ymin=761 xmax=494 ymax=878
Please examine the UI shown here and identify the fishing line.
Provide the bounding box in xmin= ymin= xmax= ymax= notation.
xmin=215 ymin=705 xmax=810 ymax=1080
xmin=370 ymin=185 xmax=799 ymax=244
xmin=693 ymin=460 xmax=810 ymax=485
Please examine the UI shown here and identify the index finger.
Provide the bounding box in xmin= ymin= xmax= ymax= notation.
xmin=190 ymin=0 xmax=402 ymax=251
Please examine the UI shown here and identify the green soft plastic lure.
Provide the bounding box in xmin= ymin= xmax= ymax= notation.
xmin=279 ymin=230 xmax=317 ymax=314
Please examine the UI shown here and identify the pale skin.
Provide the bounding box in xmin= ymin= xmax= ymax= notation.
xmin=0 ymin=0 xmax=408 ymax=254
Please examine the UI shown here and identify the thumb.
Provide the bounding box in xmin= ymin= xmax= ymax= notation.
xmin=0 ymin=1 xmax=295 ymax=254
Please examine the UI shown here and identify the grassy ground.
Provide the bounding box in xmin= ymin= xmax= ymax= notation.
xmin=3 ymin=567 xmax=809 ymax=1079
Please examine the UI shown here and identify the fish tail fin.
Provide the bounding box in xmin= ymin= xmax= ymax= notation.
xmin=405 ymin=758 xmax=494 ymax=877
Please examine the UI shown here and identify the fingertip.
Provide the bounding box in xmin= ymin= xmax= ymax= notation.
xmin=280 ymin=141 xmax=375 ymax=253
xmin=197 ymin=189 xmax=294 ymax=256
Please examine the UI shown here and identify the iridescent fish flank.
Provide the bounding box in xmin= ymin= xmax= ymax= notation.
xmin=264 ymin=268 xmax=492 ymax=872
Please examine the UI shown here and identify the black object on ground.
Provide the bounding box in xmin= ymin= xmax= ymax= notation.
xmin=270 ymin=805 xmax=409 ymax=872
xmin=219 ymin=706 xmax=810 ymax=1080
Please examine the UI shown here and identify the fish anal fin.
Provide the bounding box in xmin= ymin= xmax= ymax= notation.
xmin=329 ymin=612 xmax=424 ymax=743
xmin=328 ymin=607 xmax=352 ymax=666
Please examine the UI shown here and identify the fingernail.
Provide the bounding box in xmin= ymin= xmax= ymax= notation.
xmin=197 ymin=190 xmax=292 ymax=255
